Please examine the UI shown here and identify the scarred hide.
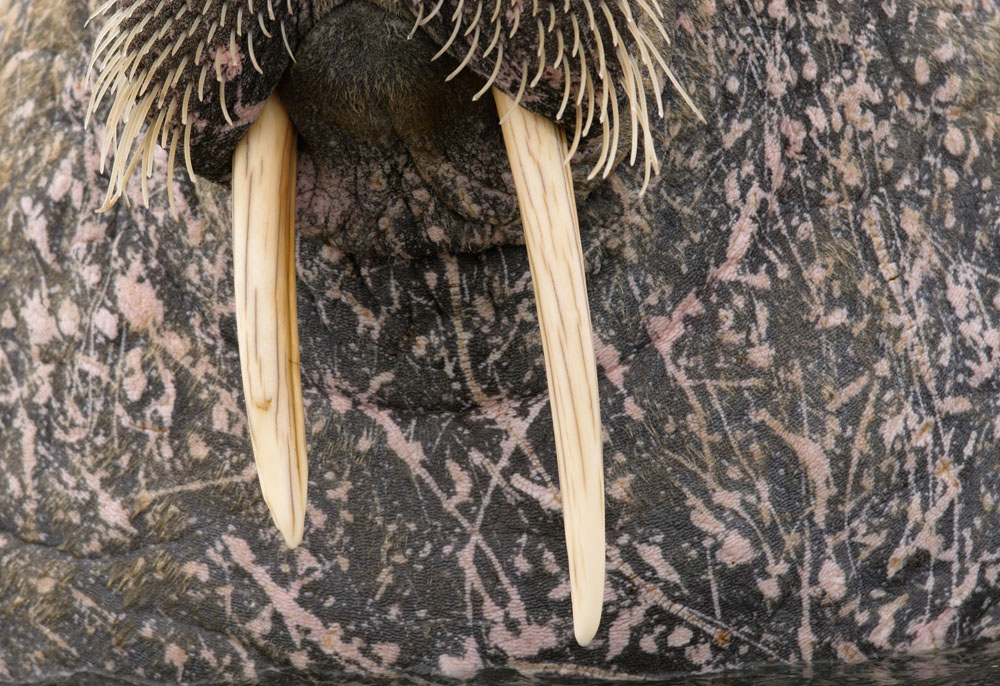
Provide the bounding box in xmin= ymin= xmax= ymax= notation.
xmin=2 ymin=0 xmax=1000 ymax=682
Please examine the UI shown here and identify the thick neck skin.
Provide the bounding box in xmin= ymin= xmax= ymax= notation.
xmin=7 ymin=0 xmax=1000 ymax=682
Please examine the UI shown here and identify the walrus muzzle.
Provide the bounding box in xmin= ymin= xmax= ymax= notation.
xmin=85 ymin=0 xmax=704 ymax=647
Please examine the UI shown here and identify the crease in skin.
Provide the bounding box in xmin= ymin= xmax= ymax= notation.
xmin=493 ymin=87 xmax=605 ymax=647
xmin=231 ymin=94 xmax=307 ymax=549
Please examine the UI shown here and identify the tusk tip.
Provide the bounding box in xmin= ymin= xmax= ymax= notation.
xmin=278 ymin=523 xmax=303 ymax=549
xmin=572 ymin=570 xmax=605 ymax=646
xmin=573 ymin=607 xmax=602 ymax=647
xmin=260 ymin=483 xmax=305 ymax=549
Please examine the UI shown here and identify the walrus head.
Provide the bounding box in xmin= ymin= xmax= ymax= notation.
xmin=85 ymin=0 xmax=702 ymax=646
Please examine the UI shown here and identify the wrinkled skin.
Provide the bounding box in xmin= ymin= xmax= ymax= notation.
xmin=3 ymin=0 xmax=1000 ymax=682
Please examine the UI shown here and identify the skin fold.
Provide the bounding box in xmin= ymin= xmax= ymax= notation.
xmin=2 ymin=0 xmax=1000 ymax=682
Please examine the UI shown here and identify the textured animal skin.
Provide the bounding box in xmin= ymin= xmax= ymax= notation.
xmin=2 ymin=0 xmax=1000 ymax=682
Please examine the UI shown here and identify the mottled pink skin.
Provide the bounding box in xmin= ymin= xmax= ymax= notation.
xmin=3 ymin=0 xmax=1000 ymax=684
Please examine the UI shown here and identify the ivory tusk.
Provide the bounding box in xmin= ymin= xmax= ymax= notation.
xmin=493 ymin=88 xmax=606 ymax=647
xmin=231 ymin=93 xmax=308 ymax=549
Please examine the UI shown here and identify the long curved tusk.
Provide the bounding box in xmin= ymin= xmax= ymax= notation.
xmin=231 ymin=93 xmax=308 ymax=549
xmin=493 ymin=88 xmax=606 ymax=647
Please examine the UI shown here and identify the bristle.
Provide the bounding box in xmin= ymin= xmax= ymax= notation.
xmin=433 ymin=9 xmax=464 ymax=61
xmin=599 ymin=2 xmax=618 ymax=48
xmin=147 ymin=106 xmax=168 ymax=181
xmin=408 ymin=6 xmax=425 ymax=38
xmin=601 ymin=75 xmax=619 ymax=178
xmin=181 ymin=82 xmax=193 ymax=124
xmin=570 ymin=13 xmax=581 ymax=57
xmin=99 ymin=89 xmax=155 ymax=211
xmin=483 ymin=19 xmax=502 ymax=57
xmin=140 ymin=123 xmax=157 ymax=206
xmin=635 ymin=0 xmax=669 ymax=44
xmin=87 ymin=53 xmax=127 ymax=128
xmin=447 ymin=24 xmax=480 ymax=80
xmin=197 ymin=63 xmax=208 ymax=101
xmin=217 ymin=58 xmax=235 ymax=126
xmin=257 ymin=12 xmax=272 ymax=39
xmin=597 ymin=56 xmax=609 ymax=126
xmin=206 ymin=18 xmax=218 ymax=45
xmin=497 ymin=59 xmax=529 ymax=124
xmin=88 ymin=0 xmax=121 ymax=27
xmin=555 ymin=47 xmax=572 ymax=120
xmin=247 ymin=29 xmax=264 ymax=73
xmin=160 ymin=96 xmax=178 ymax=148
xmin=601 ymin=3 xmax=637 ymax=166
xmin=581 ymin=48 xmax=596 ymax=136
xmin=169 ymin=30 xmax=187 ymax=56
xmin=589 ymin=94 xmax=611 ymax=180
xmin=508 ymin=7 xmax=521 ymax=39
xmin=465 ymin=1 xmax=482 ymax=36
xmin=166 ymin=125 xmax=180 ymax=220
xmin=183 ymin=119 xmax=195 ymax=180
xmin=616 ymin=43 xmax=638 ymax=166
xmin=553 ymin=28 xmax=564 ymax=69
xmin=100 ymin=78 xmax=142 ymax=171
xmin=89 ymin=12 xmax=131 ymax=78
xmin=565 ymin=89 xmax=583 ymax=162
xmin=194 ymin=38 xmax=206 ymax=67
xmin=472 ymin=45 xmax=503 ymax=100
xmin=139 ymin=44 xmax=170 ymax=95
xmin=618 ymin=1 xmax=661 ymax=116
xmin=420 ymin=0 xmax=446 ymax=25
xmin=281 ymin=21 xmax=295 ymax=60
xmin=632 ymin=56 xmax=656 ymax=194
xmin=634 ymin=25 xmax=704 ymax=122
xmin=582 ymin=0 xmax=606 ymax=80
xmin=529 ymin=19 xmax=546 ymax=88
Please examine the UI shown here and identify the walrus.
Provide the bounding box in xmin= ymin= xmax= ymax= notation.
xmin=2 ymin=0 xmax=1000 ymax=681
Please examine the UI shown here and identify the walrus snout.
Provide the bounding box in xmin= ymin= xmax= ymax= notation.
xmin=85 ymin=0 xmax=704 ymax=648
xmin=87 ymin=0 xmax=698 ymax=221
xmin=277 ymin=0 xmax=524 ymax=256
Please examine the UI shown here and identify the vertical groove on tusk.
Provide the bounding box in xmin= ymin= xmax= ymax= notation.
xmin=492 ymin=88 xmax=606 ymax=647
xmin=231 ymin=93 xmax=307 ymax=549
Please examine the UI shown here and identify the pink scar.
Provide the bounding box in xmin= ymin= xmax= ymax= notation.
xmin=214 ymin=44 xmax=243 ymax=81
